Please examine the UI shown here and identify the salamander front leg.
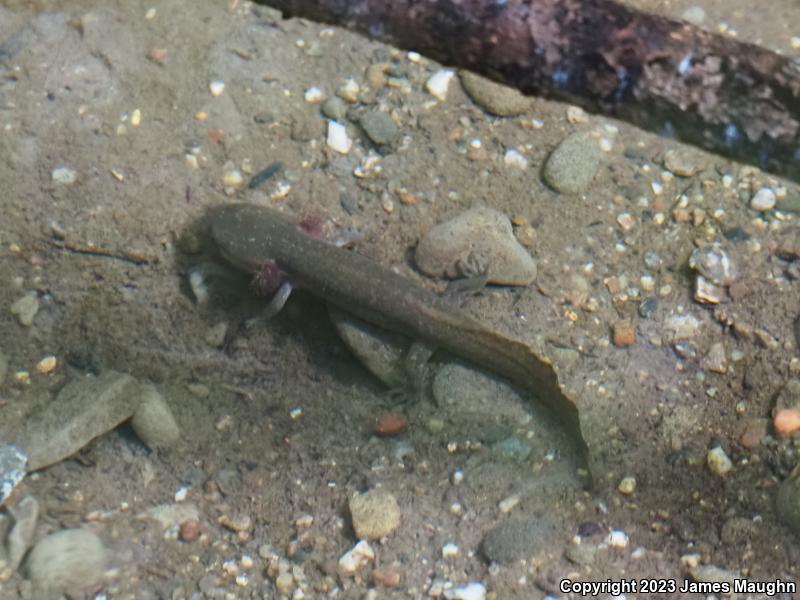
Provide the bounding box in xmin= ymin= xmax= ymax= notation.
xmin=248 ymin=259 xmax=293 ymax=323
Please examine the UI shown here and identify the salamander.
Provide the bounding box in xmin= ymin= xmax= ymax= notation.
xmin=208 ymin=203 xmax=589 ymax=474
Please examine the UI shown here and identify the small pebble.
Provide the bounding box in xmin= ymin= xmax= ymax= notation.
xmin=701 ymin=342 xmax=727 ymax=373
xmin=707 ymin=446 xmax=733 ymax=476
xmin=360 ymin=110 xmax=398 ymax=145
xmin=739 ymin=418 xmax=768 ymax=448
xmin=338 ymin=540 xmax=375 ymax=574
xmin=775 ymin=409 xmax=800 ymax=438
xmin=209 ymin=80 xmax=225 ymax=96
xmin=373 ymin=412 xmax=408 ymax=436
xmin=444 ymin=582 xmax=486 ymax=600
xmin=689 ymin=243 xmax=737 ymax=285
xmin=336 ymin=78 xmax=360 ymax=103
xmin=441 ymin=543 xmax=459 ymax=558
xmin=618 ymin=477 xmax=636 ymax=494
xmin=35 ymin=355 xmax=57 ymax=374
xmin=612 ymin=320 xmax=636 ymax=347
xmin=503 ymin=149 xmax=528 ymax=169
xmin=751 ymin=187 xmax=776 ymax=211
xmin=321 ymin=96 xmax=347 ymax=120
xmin=349 ymin=489 xmax=401 ymax=539
xmin=179 ymin=519 xmax=201 ymax=542
xmin=326 ymin=121 xmax=352 ymax=154
xmin=10 ymin=295 xmax=39 ymax=327
xmin=663 ymin=149 xmax=696 ymax=176
xmin=459 ymin=70 xmax=530 ymax=116
xmin=542 ymin=130 xmax=603 ymax=194
xmin=51 ymin=166 xmax=77 ymax=184
xmin=425 ymin=69 xmax=455 ymax=101
xmin=606 ymin=530 xmax=629 ymax=548
xmin=304 ymin=86 xmax=325 ymax=103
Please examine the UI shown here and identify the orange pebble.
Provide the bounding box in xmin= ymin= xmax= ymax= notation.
xmin=774 ymin=409 xmax=800 ymax=438
xmin=374 ymin=412 xmax=408 ymax=436
xmin=179 ymin=519 xmax=201 ymax=542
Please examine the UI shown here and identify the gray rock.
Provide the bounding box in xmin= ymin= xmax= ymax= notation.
xmin=26 ymin=529 xmax=107 ymax=597
xmin=328 ymin=305 xmax=408 ymax=387
xmin=663 ymin=149 xmax=697 ymax=177
xmin=481 ymin=516 xmax=559 ymax=564
xmin=349 ymin=489 xmax=401 ymax=540
xmin=415 ymin=207 xmax=537 ymax=285
xmin=17 ymin=372 xmax=139 ymax=470
xmin=565 ymin=542 xmax=597 ymax=565
xmin=433 ymin=362 xmax=522 ymax=413
xmin=321 ymin=96 xmax=347 ymax=120
xmin=130 ymin=384 xmax=181 ymax=450
xmin=459 ymin=70 xmax=531 ymax=117
xmin=10 ymin=294 xmax=39 ymax=327
xmin=542 ymin=130 xmax=603 ymax=194
xmin=8 ymin=495 xmax=39 ymax=571
xmin=360 ymin=110 xmax=398 ymax=145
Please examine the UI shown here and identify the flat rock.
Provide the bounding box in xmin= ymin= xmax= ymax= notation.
xmin=542 ymin=130 xmax=603 ymax=194
xmin=459 ymin=70 xmax=531 ymax=117
xmin=26 ymin=528 xmax=107 ymax=597
xmin=17 ymin=371 xmax=140 ymax=470
xmin=415 ymin=207 xmax=537 ymax=285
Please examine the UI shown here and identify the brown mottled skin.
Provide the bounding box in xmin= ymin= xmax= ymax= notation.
xmin=210 ymin=203 xmax=589 ymax=472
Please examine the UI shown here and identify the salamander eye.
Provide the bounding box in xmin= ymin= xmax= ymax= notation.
xmin=251 ymin=260 xmax=284 ymax=297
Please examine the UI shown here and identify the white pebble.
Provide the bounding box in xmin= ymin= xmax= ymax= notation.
xmin=174 ymin=484 xmax=190 ymax=502
xmin=304 ymin=86 xmax=325 ymax=103
xmin=223 ymin=169 xmax=243 ymax=188
xmin=337 ymin=78 xmax=360 ymax=103
xmin=338 ymin=540 xmax=374 ymax=574
xmin=606 ymin=530 xmax=629 ymax=548
xmin=750 ymin=187 xmax=776 ymax=211
xmin=498 ymin=494 xmax=519 ymax=513
xmin=425 ymin=69 xmax=455 ymax=101
xmin=451 ymin=468 xmax=464 ymax=484
xmin=52 ymin=166 xmax=77 ymax=184
xmin=503 ymin=149 xmax=528 ymax=170
xmin=442 ymin=543 xmax=459 ymax=558
xmin=444 ymin=582 xmax=486 ymax=600
xmin=326 ymin=121 xmax=352 ymax=154
xmin=209 ymin=80 xmax=225 ymax=96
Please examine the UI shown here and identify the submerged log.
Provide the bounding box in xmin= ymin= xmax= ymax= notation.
xmin=258 ymin=0 xmax=800 ymax=183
